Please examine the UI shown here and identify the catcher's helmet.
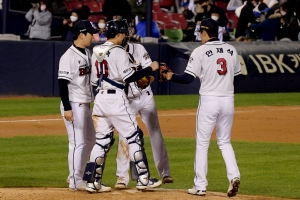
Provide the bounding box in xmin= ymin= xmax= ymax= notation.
xmin=105 ymin=19 xmax=129 ymax=39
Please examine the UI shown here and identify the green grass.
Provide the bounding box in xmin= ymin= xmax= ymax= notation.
xmin=0 ymin=136 xmax=299 ymax=199
xmin=0 ymin=93 xmax=300 ymax=117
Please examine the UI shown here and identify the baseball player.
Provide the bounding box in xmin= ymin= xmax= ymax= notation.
xmin=58 ymin=20 xmax=108 ymax=191
xmin=162 ymin=18 xmax=241 ymax=197
xmin=114 ymin=41 xmax=173 ymax=189
xmin=82 ymin=19 xmax=159 ymax=193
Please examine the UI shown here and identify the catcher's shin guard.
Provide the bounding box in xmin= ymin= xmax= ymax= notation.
xmin=126 ymin=128 xmax=149 ymax=187
xmin=83 ymin=156 xmax=106 ymax=191
xmin=83 ymin=132 xmax=115 ymax=192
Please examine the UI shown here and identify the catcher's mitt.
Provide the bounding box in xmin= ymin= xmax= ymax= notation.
xmin=136 ymin=75 xmax=150 ymax=89
xmin=159 ymin=63 xmax=171 ymax=82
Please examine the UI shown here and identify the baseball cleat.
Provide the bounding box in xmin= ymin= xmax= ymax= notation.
xmin=68 ymin=182 xmax=87 ymax=191
xmin=162 ymin=176 xmax=174 ymax=184
xmin=147 ymin=178 xmax=162 ymax=188
xmin=136 ymin=179 xmax=148 ymax=190
xmin=187 ymin=187 xmax=206 ymax=196
xmin=227 ymin=177 xmax=240 ymax=197
xmin=115 ymin=177 xmax=127 ymax=189
xmin=86 ymin=183 xmax=111 ymax=193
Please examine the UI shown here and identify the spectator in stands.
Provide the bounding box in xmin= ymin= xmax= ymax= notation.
xmin=248 ymin=7 xmax=280 ymax=41
xmin=93 ymin=18 xmax=107 ymax=42
xmin=113 ymin=15 xmax=122 ymax=20
xmin=25 ymin=0 xmax=53 ymax=40
xmin=103 ymin=0 xmax=131 ymax=21
xmin=60 ymin=9 xmax=82 ymax=41
xmin=211 ymin=7 xmax=228 ymax=41
xmin=197 ymin=0 xmax=228 ymax=27
xmin=135 ymin=14 xmax=160 ymax=38
xmin=277 ymin=2 xmax=299 ymax=41
xmin=235 ymin=0 xmax=258 ymax=38
xmin=182 ymin=9 xmax=196 ymax=41
xmin=80 ymin=5 xmax=90 ymax=20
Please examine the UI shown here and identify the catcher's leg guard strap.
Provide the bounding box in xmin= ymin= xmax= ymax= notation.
xmin=126 ymin=128 xmax=149 ymax=186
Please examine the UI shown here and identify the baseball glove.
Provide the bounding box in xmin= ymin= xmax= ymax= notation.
xmin=159 ymin=63 xmax=171 ymax=82
xmin=136 ymin=75 xmax=150 ymax=89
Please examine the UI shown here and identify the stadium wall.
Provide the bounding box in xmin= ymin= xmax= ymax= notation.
xmin=0 ymin=41 xmax=299 ymax=96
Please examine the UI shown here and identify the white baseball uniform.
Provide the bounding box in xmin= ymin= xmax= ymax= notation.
xmin=184 ymin=39 xmax=241 ymax=191
xmin=58 ymin=45 xmax=96 ymax=189
xmin=116 ymin=43 xmax=171 ymax=186
xmin=89 ymin=41 xmax=150 ymax=187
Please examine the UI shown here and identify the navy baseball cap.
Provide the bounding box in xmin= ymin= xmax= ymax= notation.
xmin=199 ymin=18 xmax=218 ymax=35
xmin=73 ymin=20 xmax=99 ymax=34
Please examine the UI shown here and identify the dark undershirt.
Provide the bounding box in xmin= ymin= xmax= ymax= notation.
xmin=125 ymin=67 xmax=152 ymax=83
xmin=171 ymin=73 xmax=195 ymax=84
xmin=58 ymin=79 xmax=71 ymax=111
xmin=73 ymin=44 xmax=86 ymax=55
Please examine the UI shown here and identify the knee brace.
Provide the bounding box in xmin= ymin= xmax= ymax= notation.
xmin=126 ymin=128 xmax=149 ymax=186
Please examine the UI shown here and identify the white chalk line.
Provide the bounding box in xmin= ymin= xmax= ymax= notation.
xmin=0 ymin=107 xmax=299 ymax=123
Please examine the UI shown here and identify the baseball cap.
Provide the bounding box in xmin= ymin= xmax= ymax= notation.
xmin=199 ymin=18 xmax=218 ymax=35
xmin=73 ymin=20 xmax=99 ymax=34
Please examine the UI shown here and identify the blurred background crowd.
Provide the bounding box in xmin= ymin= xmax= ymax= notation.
xmin=5 ymin=0 xmax=300 ymax=42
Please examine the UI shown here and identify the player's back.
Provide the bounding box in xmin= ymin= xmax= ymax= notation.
xmin=196 ymin=40 xmax=240 ymax=97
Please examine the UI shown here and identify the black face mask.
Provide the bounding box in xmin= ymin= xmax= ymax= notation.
xmin=121 ymin=34 xmax=130 ymax=47
xmin=202 ymin=5 xmax=208 ymax=11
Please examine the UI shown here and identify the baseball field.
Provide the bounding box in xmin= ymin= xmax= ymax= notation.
xmin=0 ymin=93 xmax=299 ymax=200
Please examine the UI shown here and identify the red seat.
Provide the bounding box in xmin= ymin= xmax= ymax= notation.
xmin=214 ymin=1 xmax=228 ymax=11
xmin=153 ymin=12 xmax=180 ymax=29
xmin=84 ymin=1 xmax=102 ymax=12
xmin=226 ymin=11 xmax=238 ymax=29
xmin=88 ymin=14 xmax=105 ymax=23
xmin=64 ymin=1 xmax=83 ymax=11
xmin=169 ymin=13 xmax=187 ymax=29
xmin=159 ymin=0 xmax=175 ymax=7
xmin=152 ymin=2 xmax=162 ymax=13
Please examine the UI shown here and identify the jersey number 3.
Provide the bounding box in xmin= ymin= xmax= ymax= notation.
xmin=217 ymin=58 xmax=227 ymax=75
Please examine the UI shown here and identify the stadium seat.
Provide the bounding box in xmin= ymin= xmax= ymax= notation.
xmin=226 ymin=11 xmax=238 ymax=29
xmin=169 ymin=13 xmax=187 ymax=29
xmin=88 ymin=14 xmax=105 ymax=23
xmin=164 ymin=28 xmax=183 ymax=42
xmin=64 ymin=1 xmax=83 ymax=11
xmin=152 ymin=2 xmax=162 ymax=13
xmin=83 ymin=1 xmax=102 ymax=12
xmin=159 ymin=0 xmax=175 ymax=7
xmin=214 ymin=1 xmax=228 ymax=11
xmin=153 ymin=12 xmax=180 ymax=29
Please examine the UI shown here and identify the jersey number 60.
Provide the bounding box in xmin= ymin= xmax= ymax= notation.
xmin=217 ymin=58 xmax=227 ymax=75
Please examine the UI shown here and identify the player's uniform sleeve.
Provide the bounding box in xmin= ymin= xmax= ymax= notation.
xmin=90 ymin=53 xmax=99 ymax=86
xmin=58 ymin=52 xmax=74 ymax=81
xmin=115 ymin=49 xmax=135 ymax=81
xmin=184 ymin=48 xmax=199 ymax=78
xmin=139 ymin=45 xmax=152 ymax=68
xmin=233 ymin=48 xmax=241 ymax=76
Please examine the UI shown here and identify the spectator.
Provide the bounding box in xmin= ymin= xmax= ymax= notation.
xmin=277 ymin=2 xmax=299 ymax=41
xmin=93 ymin=18 xmax=107 ymax=42
xmin=60 ymin=9 xmax=82 ymax=41
xmin=235 ymin=0 xmax=258 ymax=38
xmin=248 ymin=7 xmax=281 ymax=41
xmin=135 ymin=16 xmax=160 ymax=38
xmin=80 ymin=5 xmax=90 ymax=20
xmin=196 ymin=0 xmax=228 ymax=27
xmin=113 ymin=15 xmax=122 ymax=20
xmin=25 ymin=0 xmax=53 ymax=40
xmin=103 ymin=0 xmax=131 ymax=21
xmin=211 ymin=7 xmax=227 ymax=41
xmin=182 ymin=9 xmax=196 ymax=41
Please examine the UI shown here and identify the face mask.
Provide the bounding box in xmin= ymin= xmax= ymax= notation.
xmin=70 ymin=16 xmax=78 ymax=22
xmin=211 ymin=15 xmax=219 ymax=21
xmin=280 ymin=11 xmax=287 ymax=16
xmin=98 ymin=23 xmax=105 ymax=29
xmin=202 ymin=5 xmax=208 ymax=11
xmin=40 ymin=5 xmax=46 ymax=11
